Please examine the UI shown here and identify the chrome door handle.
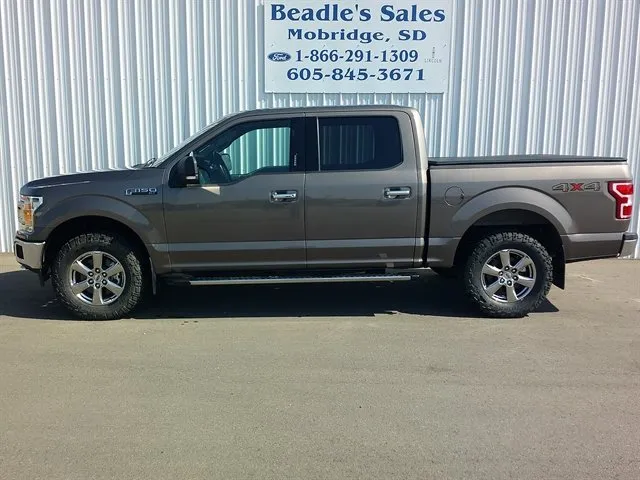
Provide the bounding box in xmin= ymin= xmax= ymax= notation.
xmin=384 ymin=187 xmax=411 ymax=199
xmin=270 ymin=190 xmax=298 ymax=202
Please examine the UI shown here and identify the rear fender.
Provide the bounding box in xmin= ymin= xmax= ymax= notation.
xmin=451 ymin=187 xmax=570 ymax=289
xmin=451 ymin=187 xmax=574 ymax=237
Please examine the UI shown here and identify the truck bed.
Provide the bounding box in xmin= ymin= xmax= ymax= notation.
xmin=426 ymin=154 xmax=633 ymax=266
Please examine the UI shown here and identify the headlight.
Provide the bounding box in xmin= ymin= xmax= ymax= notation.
xmin=17 ymin=195 xmax=44 ymax=234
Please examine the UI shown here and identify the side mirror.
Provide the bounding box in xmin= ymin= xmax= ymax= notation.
xmin=170 ymin=155 xmax=199 ymax=187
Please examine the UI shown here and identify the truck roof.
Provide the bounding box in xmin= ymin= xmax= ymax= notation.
xmin=227 ymin=104 xmax=419 ymax=117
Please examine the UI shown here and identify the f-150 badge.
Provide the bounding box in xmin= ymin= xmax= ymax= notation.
xmin=125 ymin=187 xmax=158 ymax=196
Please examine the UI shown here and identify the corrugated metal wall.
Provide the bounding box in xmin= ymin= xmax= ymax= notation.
xmin=1 ymin=0 xmax=639 ymax=256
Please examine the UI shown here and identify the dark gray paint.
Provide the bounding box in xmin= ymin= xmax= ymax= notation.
xmin=162 ymin=173 xmax=306 ymax=271
xmin=15 ymin=105 xmax=636 ymax=279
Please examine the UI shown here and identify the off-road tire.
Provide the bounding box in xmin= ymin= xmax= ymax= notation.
xmin=51 ymin=233 xmax=145 ymax=320
xmin=463 ymin=231 xmax=553 ymax=318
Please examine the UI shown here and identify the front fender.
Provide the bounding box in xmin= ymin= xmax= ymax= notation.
xmin=35 ymin=195 xmax=164 ymax=245
xmin=450 ymin=187 xmax=575 ymax=236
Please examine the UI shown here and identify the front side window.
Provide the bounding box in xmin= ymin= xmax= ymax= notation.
xmin=318 ymin=116 xmax=402 ymax=171
xmin=192 ymin=119 xmax=293 ymax=185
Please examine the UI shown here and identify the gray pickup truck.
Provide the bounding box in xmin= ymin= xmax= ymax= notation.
xmin=14 ymin=105 xmax=637 ymax=320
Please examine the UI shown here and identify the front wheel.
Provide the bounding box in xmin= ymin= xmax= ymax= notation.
xmin=463 ymin=232 xmax=553 ymax=318
xmin=51 ymin=233 xmax=146 ymax=320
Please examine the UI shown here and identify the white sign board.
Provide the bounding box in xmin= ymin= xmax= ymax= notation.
xmin=263 ymin=1 xmax=453 ymax=94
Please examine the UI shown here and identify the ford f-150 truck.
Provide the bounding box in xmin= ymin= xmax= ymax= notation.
xmin=14 ymin=105 xmax=637 ymax=320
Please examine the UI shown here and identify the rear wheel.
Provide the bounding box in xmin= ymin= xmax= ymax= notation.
xmin=51 ymin=233 xmax=146 ymax=320
xmin=463 ymin=231 xmax=553 ymax=318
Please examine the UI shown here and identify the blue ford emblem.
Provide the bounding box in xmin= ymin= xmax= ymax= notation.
xmin=267 ymin=52 xmax=291 ymax=62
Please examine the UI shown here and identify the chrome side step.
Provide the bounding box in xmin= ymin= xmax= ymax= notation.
xmin=189 ymin=274 xmax=414 ymax=286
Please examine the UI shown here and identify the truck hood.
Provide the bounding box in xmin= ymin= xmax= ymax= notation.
xmin=21 ymin=168 xmax=136 ymax=192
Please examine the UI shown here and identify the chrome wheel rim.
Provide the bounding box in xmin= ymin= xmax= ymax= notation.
xmin=68 ymin=251 xmax=126 ymax=306
xmin=481 ymin=249 xmax=536 ymax=303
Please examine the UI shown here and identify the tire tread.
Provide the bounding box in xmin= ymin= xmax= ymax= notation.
xmin=51 ymin=232 xmax=145 ymax=320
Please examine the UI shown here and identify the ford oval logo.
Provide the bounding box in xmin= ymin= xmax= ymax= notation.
xmin=267 ymin=52 xmax=291 ymax=62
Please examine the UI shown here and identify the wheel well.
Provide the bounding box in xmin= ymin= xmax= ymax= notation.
xmin=43 ymin=216 xmax=150 ymax=276
xmin=453 ymin=209 xmax=566 ymax=289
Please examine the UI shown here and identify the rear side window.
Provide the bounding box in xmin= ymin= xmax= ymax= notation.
xmin=318 ymin=116 xmax=402 ymax=171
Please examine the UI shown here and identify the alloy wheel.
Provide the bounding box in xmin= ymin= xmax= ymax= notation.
xmin=68 ymin=251 xmax=127 ymax=306
xmin=480 ymin=248 xmax=537 ymax=303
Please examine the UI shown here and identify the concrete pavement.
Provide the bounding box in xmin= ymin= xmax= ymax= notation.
xmin=1 ymin=256 xmax=639 ymax=479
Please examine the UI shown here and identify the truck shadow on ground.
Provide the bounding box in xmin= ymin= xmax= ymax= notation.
xmin=0 ymin=269 xmax=559 ymax=321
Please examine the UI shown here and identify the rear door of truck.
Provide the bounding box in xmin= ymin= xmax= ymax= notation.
xmin=303 ymin=111 xmax=420 ymax=269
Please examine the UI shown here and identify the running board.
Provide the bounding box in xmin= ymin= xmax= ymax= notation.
xmin=188 ymin=274 xmax=414 ymax=286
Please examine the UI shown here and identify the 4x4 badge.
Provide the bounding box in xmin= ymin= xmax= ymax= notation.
xmin=552 ymin=182 xmax=601 ymax=192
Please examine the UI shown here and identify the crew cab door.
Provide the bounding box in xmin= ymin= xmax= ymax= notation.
xmin=304 ymin=112 xmax=420 ymax=268
xmin=163 ymin=116 xmax=306 ymax=271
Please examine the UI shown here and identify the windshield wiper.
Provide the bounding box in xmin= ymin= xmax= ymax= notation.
xmin=142 ymin=157 xmax=158 ymax=167
xmin=130 ymin=157 xmax=158 ymax=169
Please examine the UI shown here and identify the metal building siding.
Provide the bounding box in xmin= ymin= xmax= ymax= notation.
xmin=0 ymin=0 xmax=638 ymax=256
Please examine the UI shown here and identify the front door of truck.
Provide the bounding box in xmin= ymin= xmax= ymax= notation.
xmin=303 ymin=113 xmax=420 ymax=269
xmin=163 ymin=117 xmax=306 ymax=271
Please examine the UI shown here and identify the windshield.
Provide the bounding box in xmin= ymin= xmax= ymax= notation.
xmin=142 ymin=124 xmax=214 ymax=168
xmin=143 ymin=113 xmax=237 ymax=167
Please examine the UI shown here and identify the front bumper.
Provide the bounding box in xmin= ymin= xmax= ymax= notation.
xmin=14 ymin=238 xmax=45 ymax=270
xmin=619 ymin=232 xmax=638 ymax=257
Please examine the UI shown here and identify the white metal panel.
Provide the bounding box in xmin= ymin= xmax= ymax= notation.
xmin=0 ymin=0 xmax=638 ymax=257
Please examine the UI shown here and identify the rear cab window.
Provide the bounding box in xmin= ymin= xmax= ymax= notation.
xmin=310 ymin=116 xmax=403 ymax=172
